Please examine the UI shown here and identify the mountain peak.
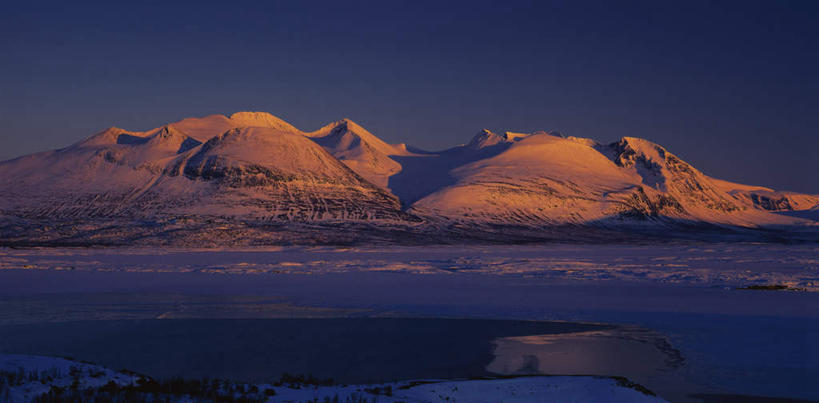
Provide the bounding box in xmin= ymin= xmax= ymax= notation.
xmin=152 ymin=125 xmax=186 ymax=138
xmin=228 ymin=111 xmax=299 ymax=133
xmin=330 ymin=118 xmax=369 ymax=134
xmin=146 ymin=125 xmax=201 ymax=154
xmin=613 ymin=137 xmax=668 ymax=168
xmin=4 ymin=112 xmax=817 ymax=247
xmin=72 ymin=127 xmax=129 ymax=148
xmin=467 ymin=129 xmax=505 ymax=149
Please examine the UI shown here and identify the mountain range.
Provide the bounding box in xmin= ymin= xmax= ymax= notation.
xmin=1 ymin=111 xmax=817 ymax=246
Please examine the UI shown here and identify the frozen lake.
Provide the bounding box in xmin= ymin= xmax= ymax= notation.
xmin=1 ymin=243 xmax=817 ymax=290
xmin=1 ymin=243 xmax=818 ymax=402
xmin=0 ymin=318 xmax=608 ymax=383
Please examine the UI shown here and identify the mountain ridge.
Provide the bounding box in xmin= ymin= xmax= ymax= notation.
xmin=0 ymin=111 xmax=816 ymax=246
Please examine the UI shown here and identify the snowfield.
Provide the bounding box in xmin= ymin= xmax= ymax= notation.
xmin=0 ymin=354 xmax=663 ymax=402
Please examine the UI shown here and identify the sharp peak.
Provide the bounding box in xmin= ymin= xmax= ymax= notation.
xmin=154 ymin=124 xmax=187 ymax=135
xmin=466 ymin=129 xmax=507 ymax=149
xmin=327 ymin=118 xmax=373 ymax=135
xmin=470 ymin=129 xmax=500 ymax=139
xmin=470 ymin=129 xmax=556 ymax=142
xmin=619 ymin=136 xmax=659 ymax=145
xmin=468 ymin=129 xmax=500 ymax=139
xmin=616 ymin=136 xmax=669 ymax=152
xmin=333 ymin=118 xmax=363 ymax=128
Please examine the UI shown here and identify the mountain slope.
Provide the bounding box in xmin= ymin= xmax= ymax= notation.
xmin=0 ymin=124 xmax=408 ymax=240
xmin=387 ymin=129 xmax=530 ymax=207
xmin=410 ymin=133 xmax=640 ymax=225
xmin=711 ymin=178 xmax=819 ymax=211
xmin=170 ymin=126 xmax=404 ymax=220
xmin=306 ymin=119 xmax=414 ymax=188
xmin=410 ymin=133 xmax=816 ymax=230
xmin=169 ymin=113 xmax=413 ymax=189
xmin=0 ymin=111 xmax=816 ymax=245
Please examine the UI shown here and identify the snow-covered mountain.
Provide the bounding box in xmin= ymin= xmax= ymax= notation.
xmin=411 ymin=132 xmax=819 ymax=231
xmin=305 ymin=118 xmax=415 ymax=188
xmin=0 ymin=112 xmax=816 ymax=245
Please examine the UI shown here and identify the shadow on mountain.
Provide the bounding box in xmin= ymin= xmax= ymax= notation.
xmin=176 ymin=137 xmax=202 ymax=154
xmin=389 ymin=143 xmax=511 ymax=207
xmin=116 ymin=134 xmax=150 ymax=145
xmin=774 ymin=209 xmax=819 ymax=222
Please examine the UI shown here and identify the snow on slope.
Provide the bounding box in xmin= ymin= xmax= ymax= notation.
xmin=0 ymin=124 xmax=405 ymax=224
xmin=0 ymin=354 xmax=139 ymax=402
xmin=466 ymin=129 xmax=539 ymax=149
xmin=0 ymin=354 xmax=663 ymax=402
xmin=411 ymin=133 xmax=816 ymax=228
xmin=387 ymin=129 xmax=524 ymax=206
xmin=411 ymin=133 xmax=641 ymax=224
xmin=171 ymin=126 xmax=403 ymax=220
xmin=712 ymin=178 xmax=819 ymax=211
xmin=170 ymin=113 xmax=414 ymax=189
xmin=306 ymin=119 xmax=414 ymax=188
xmin=270 ymin=376 xmax=664 ymax=402
xmin=0 ymin=124 xmax=203 ymax=218
xmin=467 ymin=129 xmax=508 ymax=149
xmin=0 ymin=111 xmax=816 ymax=245
xmin=182 ymin=126 xmax=362 ymax=183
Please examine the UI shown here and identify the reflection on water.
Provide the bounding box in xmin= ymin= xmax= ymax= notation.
xmin=0 ymin=318 xmax=605 ymax=384
xmin=488 ymin=327 xmax=693 ymax=401
xmin=0 ymin=292 xmax=698 ymax=399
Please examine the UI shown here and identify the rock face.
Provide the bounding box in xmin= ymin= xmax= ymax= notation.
xmin=0 ymin=111 xmax=816 ymax=245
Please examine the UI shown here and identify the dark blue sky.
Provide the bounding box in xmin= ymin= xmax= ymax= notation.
xmin=2 ymin=0 xmax=817 ymax=192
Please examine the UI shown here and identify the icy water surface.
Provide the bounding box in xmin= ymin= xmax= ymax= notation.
xmin=0 ymin=318 xmax=609 ymax=383
xmin=1 ymin=243 xmax=817 ymax=290
xmin=1 ymin=243 xmax=818 ymax=402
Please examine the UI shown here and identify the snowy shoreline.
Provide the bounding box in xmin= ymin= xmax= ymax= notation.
xmin=0 ymin=354 xmax=664 ymax=402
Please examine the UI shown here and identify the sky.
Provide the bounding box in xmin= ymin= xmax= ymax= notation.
xmin=1 ymin=0 xmax=817 ymax=192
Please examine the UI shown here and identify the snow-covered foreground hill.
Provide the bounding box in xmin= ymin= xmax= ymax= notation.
xmin=0 ymin=354 xmax=139 ymax=402
xmin=0 ymin=112 xmax=817 ymax=245
xmin=0 ymin=354 xmax=663 ymax=402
